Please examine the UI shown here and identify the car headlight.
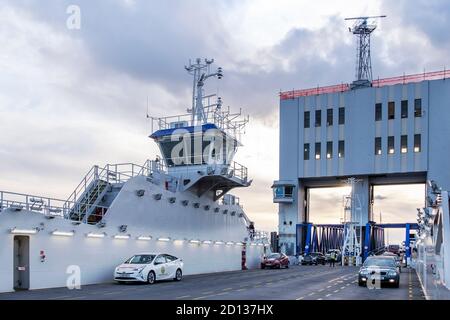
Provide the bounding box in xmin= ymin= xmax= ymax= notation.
xmin=133 ymin=266 xmax=145 ymax=273
xmin=388 ymin=271 xmax=397 ymax=276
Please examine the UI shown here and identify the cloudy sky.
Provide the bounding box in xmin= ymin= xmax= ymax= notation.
xmin=1 ymin=0 xmax=447 ymax=243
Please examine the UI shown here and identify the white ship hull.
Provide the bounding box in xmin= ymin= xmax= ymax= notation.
xmin=0 ymin=175 xmax=268 ymax=293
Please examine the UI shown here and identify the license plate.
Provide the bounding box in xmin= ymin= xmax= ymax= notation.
xmin=121 ymin=273 xmax=131 ymax=278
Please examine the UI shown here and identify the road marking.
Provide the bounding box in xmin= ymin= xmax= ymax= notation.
xmin=193 ymin=296 xmax=209 ymax=300
xmin=202 ymin=291 xmax=214 ymax=295
xmin=327 ymin=285 xmax=332 ymax=288
xmin=222 ymin=288 xmax=232 ymax=291
xmin=326 ymin=294 xmax=332 ymax=297
xmin=103 ymin=292 xmax=118 ymax=295
xmin=65 ymin=296 xmax=87 ymax=300
xmin=296 ymin=297 xmax=304 ymax=300
xmin=340 ymin=286 xmax=345 ymax=290
xmin=175 ymin=295 xmax=191 ymax=299
xmin=333 ymin=290 xmax=339 ymax=293
xmin=214 ymin=292 xmax=228 ymax=296
xmin=47 ymin=295 xmax=70 ymax=300
xmin=236 ymin=288 xmax=246 ymax=292
xmin=308 ymin=292 xmax=315 ymax=296
xmin=317 ymin=298 xmax=323 ymax=300
xmin=318 ymin=289 xmax=325 ymax=292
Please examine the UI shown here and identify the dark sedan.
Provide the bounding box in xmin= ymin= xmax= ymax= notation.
xmin=301 ymin=252 xmax=327 ymax=265
xmin=358 ymin=256 xmax=400 ymax=288
xmin=261 ymin=253 xmax=289 ymax=269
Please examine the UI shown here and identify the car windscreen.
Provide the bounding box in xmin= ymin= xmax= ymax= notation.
xmin=363 ymin=258 xmax=396 ymax=268
xmin=124 ymin=255 xmax=156 ymax=264
xmin=268 ymin=253 xmax=281 ymax=259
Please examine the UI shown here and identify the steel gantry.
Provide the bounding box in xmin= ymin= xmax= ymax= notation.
xmin=297 ymin=223 xmax=344 ymax=255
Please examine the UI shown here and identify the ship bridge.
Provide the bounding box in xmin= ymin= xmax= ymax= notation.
xmin=149 ymin=58 xmax=250 ymax=200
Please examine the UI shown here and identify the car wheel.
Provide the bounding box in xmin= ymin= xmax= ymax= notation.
xmin=147 ymin=271 xmax=156 ymax=284
xmin=358 ymin=281 xmax=365 ymax=287
xmin=174 ymin=269 xmax=182 ymax=281
xmin=286 ymin=263 xmax=289 ymax=269
xmin=393 ymin=281 xmax=400 ymax=288
xmin=261 ymin=265 xmax=265 ymax=269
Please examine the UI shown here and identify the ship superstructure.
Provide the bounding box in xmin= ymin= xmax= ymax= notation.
xmin=0 ymin=59 xmax=269 ymax=293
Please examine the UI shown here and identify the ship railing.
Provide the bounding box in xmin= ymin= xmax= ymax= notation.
xmin=0 ymin=190 xmax=108 ymax=222
xmin=163 ymin=156 xmax=248 ymax=183
xmin=64 ymin=160 xmax=167 ymax=208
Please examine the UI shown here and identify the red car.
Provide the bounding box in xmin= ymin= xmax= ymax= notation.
xmin=261 ymin=253 xmax=289 ymax=269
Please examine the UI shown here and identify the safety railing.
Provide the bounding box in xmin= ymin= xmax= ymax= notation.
xmin=280 ymin=69 xmax=450 ymax=100
xmin=0 ymin=190 xmax=108 ymax=223
xmin=64 ymin=160 xmax=164 ymax=207
xmin=163 ymin=156 xmax=248 ymax=183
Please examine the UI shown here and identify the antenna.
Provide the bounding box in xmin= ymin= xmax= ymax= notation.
xmin=345 ymin=15 xmax=386 ymax=89
xmin=185 ymin=58 xmax=223 ymax=125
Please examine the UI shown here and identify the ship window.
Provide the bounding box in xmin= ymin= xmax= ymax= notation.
xmin=375 ymin=137 xmax=382 ymax=155
xmin=414 ymin=134 xmax=421 ymax=153
xmin=375 ymin=103 xmax=382 ymax=121
xmin=415 ymin=99 xmax=422 ymax=117
xmin=338 ymin=107 xmax=345 ymax=125
xmin=327 ymin=109 xmax=333 ymax=126
xmin=401 ymin=100 xmax=408 ymax=118
xmin=315 ymin=110 xmax=321 ymax=127
xmin=388 ymin=136 xmax=395 ymax=154
xmin=304 ymin=143 xmax=310 ymax=160
xmin=304 ymin=111 xmax=310 ymax=128
xmin=326 ymin=141 xmax=332 ymax=159
xmin=315 ymin=142 xmax=321 ymax=160
xmin=338 ymin=140 xmax=345 ymax=158
xmin=401 ymin=135 xmax=408 ymax=153
xmin=388 ymin=102 xmax=395 ymax=120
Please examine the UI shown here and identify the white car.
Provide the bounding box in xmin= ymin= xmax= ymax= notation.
xmin=114 ymin=253 xmax=183 ymax=284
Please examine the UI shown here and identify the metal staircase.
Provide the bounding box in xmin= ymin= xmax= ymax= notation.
xmin=68 ymin=179 xmax=109 ymax=223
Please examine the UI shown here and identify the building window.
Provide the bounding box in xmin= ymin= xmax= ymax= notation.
xmin=388 ymin=136 xmax=395 ymax=154
xmin=338 ymin=140 xmax=344 ymax=158
xmin=315 ymin=142 xmax=321 ymax=160
xmin=326 ymin=141 xmax=333 ymax=159
xmin=401 ymin=135 xmax=408 ymax=153
xmin=315 ymin=110 xmax=321 ymax=127
xmin=414 ymin=134 xmax=421 ymax=153
xmin=375 ymin=137 xmax=382 ymax=155
xmin=304 ymin=143 xmax=310 ymax=160
xmin=327 ymin=108 xmax=333 ymax=126
xmin=414 ymin=99 xmax=422 ymax=117
xmin=375 ymin=103 xmax=382 ymax=121
xmin=401 ymin=100 xmax=408 ymax=118
xmin=388 ymin=101 xmax=395 ymax=120
xmin=304 ymin=111 xmax=310 ymax=128
xmin=338 ymin=107 xmax=345 ymax=125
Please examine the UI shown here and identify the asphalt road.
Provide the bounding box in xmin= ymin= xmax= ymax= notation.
xmin=0 ymin=265 xmax=425 ymax=300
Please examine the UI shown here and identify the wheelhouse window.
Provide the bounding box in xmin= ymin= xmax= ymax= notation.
xmin=304 ymin=111 xmax=310 ymax=128
xmin=315 ymin=142 xmax=321 ymax=160
xmin=338 ymin=140 xmax=345 ymax=158
xmin=401 ymin=100 xmax=408 ymax=118
xmin=414 ymin=134 xmax=421 ymax=152
xmin=338 ymin=107 xmax=345 ymax=125
xmin=326 ymin=141 xmax=333 ymax=159
xmin=401 ymin=135 xmax=408 ymax=153
xmin=388 ymin=101 xmax=395 ymax=120
xmin=388 ymin=136 xmax=395 ymax=154
xmin=315 ymin=110 xmax=322 ymax=127
xmin=414 ymin=99 xmax=422 ymax=117
xmin=375 ymin=137 xmax=382 ymax=155
xmin=327 ymin=108 xmax=333 ymax=126
xmin=304 ymin=143 xmax=310 ymax=160
xmin=375 ymin=103 xmax=382 ymax=121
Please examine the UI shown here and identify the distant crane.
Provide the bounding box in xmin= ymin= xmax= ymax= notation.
xmin=345 ymin=15 xmax=386 ymax=88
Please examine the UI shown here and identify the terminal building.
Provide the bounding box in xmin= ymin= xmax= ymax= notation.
xmin=273 ymin=70 xmax=450 ymax=256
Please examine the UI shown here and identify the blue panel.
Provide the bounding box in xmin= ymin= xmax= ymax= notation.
xmin=150 ymin=123 xmax=218 ymax=139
